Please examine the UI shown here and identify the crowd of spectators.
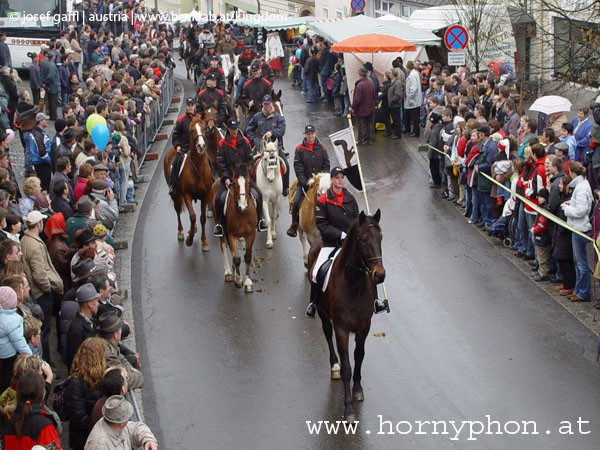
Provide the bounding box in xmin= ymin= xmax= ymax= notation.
xmin=0 ymin=0 xmax=172 ymax=447
xmin=417 ymin=62 xmax=600 ymax=304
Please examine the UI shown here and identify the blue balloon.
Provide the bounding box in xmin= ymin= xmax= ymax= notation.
xmin=91 ymin=122 xmax=109 ymax=151
xmin=295 ymin=49 xmax=301 ymax=59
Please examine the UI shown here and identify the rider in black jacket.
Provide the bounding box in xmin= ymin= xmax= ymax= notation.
xmin=287 ymin=124 xmax=329 ymax=237
xmin=213 ymin=118 xmax=268 ymax=237
xmin=168 ymin=98 xmax=199 ymax=194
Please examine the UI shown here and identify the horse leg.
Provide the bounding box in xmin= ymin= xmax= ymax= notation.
xmin=174 ymin=191 xmax=184 ymax=241
xmin=271 ymin=197 xmax=278 ymax=240
xmin=264 ymin=197 xmax=273 ymax=249
xmin=334 ymin=326 xmax=355 ymax=422
xmin=352 ymin=324 xmax=371 ymax=403
xmin=318 ymin=313 xmax=340 ymax=379
xmin=229 ymin=235 xmax=242 ymax=288
xmin=243 ymin=235 xmax=254 ymax=293
xmin=200 ymin=196 xmax=209 ymax=252
xmin=299 ymin=229 xmax=309 ymax=268
xmin=220 ymin=239 xmax=233 ymax=282
xmin=183 ymin=194 xmax=196 ymax=247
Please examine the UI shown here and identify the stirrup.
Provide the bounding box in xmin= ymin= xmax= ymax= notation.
xmin=213 ymin=224 xmax=224 ymax=237
xmin=258 ymin=219 xmax=268 ymax=232
xmin=374 ymin=298 xmax=390 ymax=314
xmin=305 ymin=302 xmax=316 ymax=319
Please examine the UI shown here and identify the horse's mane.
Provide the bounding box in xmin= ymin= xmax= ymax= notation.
xmin=339 ymin=214 xmax=381 ymax=263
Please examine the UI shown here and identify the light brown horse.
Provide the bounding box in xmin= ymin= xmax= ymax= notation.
xmin=163 ymin=116 xmax=213 ymax=250
xmin=308 ymin=210 xmax=385 ymax=423
xmin=210 ymin=162 xmax=257 ymax=292
xmin=288 ymin=173 xmax=330 ymax=267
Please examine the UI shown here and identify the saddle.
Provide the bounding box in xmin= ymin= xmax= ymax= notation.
xmin=312 ymin=247 xmax=341 ymax=293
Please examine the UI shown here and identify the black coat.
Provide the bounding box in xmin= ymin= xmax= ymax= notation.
xmin=316 ymin=188 xmax=359 ymax=247
xmin=552 ymin=193 xmax=573 ymax=260
xmin=293 ymin=138 xmax=330 ymax=188
xmin=304 ymin=56 xmax=319 ymax=80
xmin=66 ymin=313 xmax=93 ymax=370
xmin=63 ymin=376 xmax=101 ymax=446
xmin=217 ymin=130 xmax=252 ymax=181
xmin=51 ymin=196 xmax=74 ymax=220
xmin=172 ymin=112 xmax=198 ymax=150
xmin=240 ymin=77 xmax=271 ymax=116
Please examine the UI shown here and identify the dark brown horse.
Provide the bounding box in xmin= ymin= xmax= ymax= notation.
xmin=163 ymin=116 xmax=213 ymax=250
xmin=308 ymin=210 xmax=385 ymax=422
xmin=209 ymin=162 xmax=257 ymax=292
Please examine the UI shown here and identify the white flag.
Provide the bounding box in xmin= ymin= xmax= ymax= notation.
xmin=328 ymin=128 xmax=357 ymax=169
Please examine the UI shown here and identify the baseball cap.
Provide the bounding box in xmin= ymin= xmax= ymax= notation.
xmin=304 ymin=124 xmax=316 ymax=133
xmin=36 ymin=112 xmax=49 ymax=122
xmin=330 ymin=167 xmax=344 ymax=177
xmin=477 ymin=125 xmax=492 ymax=136
xmin=262 ymin=94 xmax=272 ymax=104
xmin=209 ymin=55 xmax=218 ymax=61
xmin=186 ymin=97 xmax=195 ymax=105
xmin=25 ymin=210 xmax=45 ymax=225
xmin=226 ymin=118 xmax=238 ymax=129
xmin=251 ymin=62 xmax=260 ymax=71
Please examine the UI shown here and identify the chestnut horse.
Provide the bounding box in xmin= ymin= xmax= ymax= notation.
xmin=308 ymin=210 xmax=385 ymax=423
xmin=210 ymin=162 xmax=257 ymax=292
xmin=163 ymin=116 xmax=213 ymax=250
xmin=288 ymin=173 xmax=330 ymax=267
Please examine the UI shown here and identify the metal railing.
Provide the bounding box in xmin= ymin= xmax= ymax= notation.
xmin=134 ymin=67 xmax=175 ymax=168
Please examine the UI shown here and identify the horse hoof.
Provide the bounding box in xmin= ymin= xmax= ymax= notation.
xmin=224 ymin=274 xmax=233 ymax=282
xmin=244 ymin=284 xmax=253 ymax=293
xmin=234 ymin=280 xmax=243 ymax=288
xmin=331 ymin=370 xmax=341 ymax=380
xmin=207 ymin=210 xmax=213 ymax=218
xmin=304 ymin=262 xmax=309 ymax=269
xmin=185 ymin=237 xmax=194 ymax=247
xmin=266 ymin=241 xmax=273 ymax=249
xmin=352 ymin=390 xmax=364 ymax=402
xmin=202 ymin=243 xmax=210 ymax=252
xmin=344 ymin=414 xmax=357 ymax=423
xmin=177 ymin=233 xmax=184 ymax=241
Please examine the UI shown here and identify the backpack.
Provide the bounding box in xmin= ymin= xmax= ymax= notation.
xmin=52 ymin=377 xmax=70 ymax=421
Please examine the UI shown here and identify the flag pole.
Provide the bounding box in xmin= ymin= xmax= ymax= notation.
xmin=346 ymin=114 xmax=370 ymax=214
xmin=347 ymin=114 xmax=390 ymax=311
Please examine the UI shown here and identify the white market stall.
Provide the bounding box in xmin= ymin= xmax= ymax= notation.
xmin=308 ymin=15 xmax=440 ymax=98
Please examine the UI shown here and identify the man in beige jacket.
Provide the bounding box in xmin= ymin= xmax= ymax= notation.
xmin=85 ymin=395 xmax=158 ymax=450
xmin=20 ymin=210 xmax=63 ymax=364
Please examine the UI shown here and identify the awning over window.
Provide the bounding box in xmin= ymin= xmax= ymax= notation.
xmin=225 ymin=0 xmax=259 ymax=14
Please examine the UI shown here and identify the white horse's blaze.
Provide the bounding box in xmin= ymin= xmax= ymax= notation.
xmin=195 ymin=123 xmax=205 ymax=150
xmin=237 ymin=175 xmax=248 ymax=211
xmin=275 ymin=101 xmax=283 ymax=117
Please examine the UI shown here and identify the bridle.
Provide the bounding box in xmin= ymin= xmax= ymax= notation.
xmin=347 ymin=224 xmax=383 ymax=282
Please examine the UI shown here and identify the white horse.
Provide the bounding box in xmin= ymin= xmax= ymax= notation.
xmin=255 ymin=136 xmax=286 ymax=249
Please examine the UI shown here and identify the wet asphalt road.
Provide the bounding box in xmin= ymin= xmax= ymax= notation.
xmin=132 ymin=64 xmax=600 ymax=449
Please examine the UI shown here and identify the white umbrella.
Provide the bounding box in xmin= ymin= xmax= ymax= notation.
xmin=529 ymin=95 xmax=572 ymax=115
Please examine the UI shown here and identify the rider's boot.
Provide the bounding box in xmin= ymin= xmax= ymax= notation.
xmin=287 ymin=204 xmax=299 ymax=237
xmin=282 ymin=168 xmax=290 ymax=197
xmin=253 ymin=188 xmax=268 ymax=232
xmin=213 ymin=192 xmax=225 ymax=237
xmin=374 ymin=283 xmax=390 ymax=314
xmin=305 ymin=282 xmax=319 ymax=319
xmin=168 ymin=153 xmax=181 ymax=195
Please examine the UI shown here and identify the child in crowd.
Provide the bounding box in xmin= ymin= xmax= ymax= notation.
xmin=23 ymin=315 xmax=42 ymax=355
xmin=531 ymin=188 xmax=552 ymax=281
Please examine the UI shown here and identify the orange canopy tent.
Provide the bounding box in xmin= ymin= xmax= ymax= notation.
xmin=330 ymin=33 xmax=416 ymax=53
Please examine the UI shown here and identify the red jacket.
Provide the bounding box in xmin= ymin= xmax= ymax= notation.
xmin=73 ymin=177 xmax=87 ymax=203
xmin=521 ymin=155 xmax=548 ymax=213
xmin=4 ymin=405 xmax=62 ymax=449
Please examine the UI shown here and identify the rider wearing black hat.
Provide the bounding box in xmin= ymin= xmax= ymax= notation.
xmin=240 ymin=62 xmax=271 ymax=117
xmin=168 ymin=98 xmax=200 ymax=194
xmin=203 ymin=55 xmax=226 ymax=91
xmin=213 ymin=117 xmax=268 ymax=236
xmin=305 ymin=166 xmax=390 ymax=317
xmin=287 ymin=124 xmax=330 ymax=237
xmin=197 ymin=73 xmax=227 ymax=125
xmin=234 ymin=44 xmax=256 ymax=102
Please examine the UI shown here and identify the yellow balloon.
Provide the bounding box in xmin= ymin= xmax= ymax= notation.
xmin=86 ymin=114 xmax=107 ymax=135
xmin=299 ymin=25 xmax=307 ymax=34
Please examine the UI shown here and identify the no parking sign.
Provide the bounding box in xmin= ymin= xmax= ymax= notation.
xmin=351 ymin=0 xmax=365 ymax=13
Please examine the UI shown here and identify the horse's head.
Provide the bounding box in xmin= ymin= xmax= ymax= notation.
xmin=190 ymin=116 xmax=206 ymax=154
xmin=272 ymin=89 xmax=283 ymax=117
xmin=357 ymin=209 xmax=385 ymax=284
xmin=202 ymin=104 xmax=218 ymax=135
xmin=261 ymin=137 xmax=279 ymax=182
xmin=232 ymin=162 xmax=251 ymax=213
